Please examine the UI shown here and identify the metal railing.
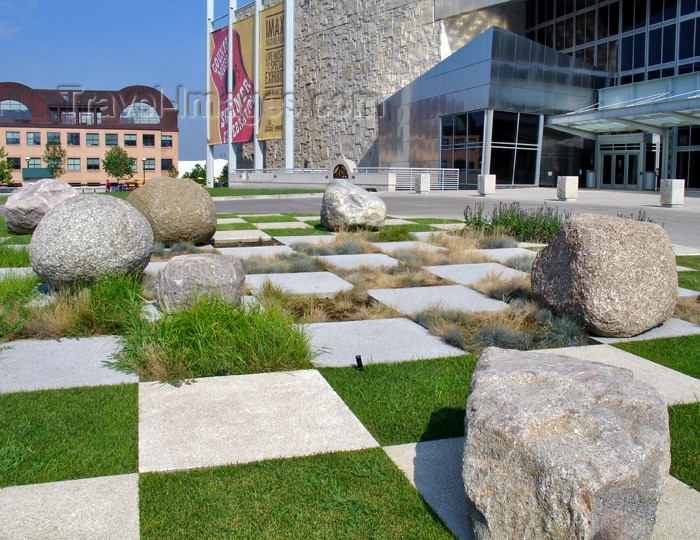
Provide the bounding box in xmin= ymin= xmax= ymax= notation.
xmin=357 ymin=167 xmax=459 ymax=191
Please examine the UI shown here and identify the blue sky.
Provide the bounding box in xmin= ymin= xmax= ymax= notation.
xmin=0 ymin=0 xmax=250 ymax=160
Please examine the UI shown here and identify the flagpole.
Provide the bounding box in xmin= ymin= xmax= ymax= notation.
xmin=283 ymin=0 xmax=294 ymax=169
xmin=227 ymin=0 xmax=236 ymax=180
xmin=206 ymin=0 xmax=215 ymax=188
xmin=253 ymin=0 xmax=264 ymax=169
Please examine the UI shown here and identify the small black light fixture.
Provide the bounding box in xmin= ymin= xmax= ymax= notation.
xmin=354 ymin=354 xmax=364 ymax=371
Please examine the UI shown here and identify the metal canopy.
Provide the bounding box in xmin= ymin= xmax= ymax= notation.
xmin=545 ymin=95 xmax=700 ymax=135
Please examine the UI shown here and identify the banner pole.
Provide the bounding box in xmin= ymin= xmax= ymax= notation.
xmin=284 ymin=0 xmax=294 ymax=169
xmin=253 ymin=0 xmax=264 ymax=169
xmin=206 ymin=0 xmax=215 ymax=188
xmin=228 ymin=0 xmax=237 ymax=180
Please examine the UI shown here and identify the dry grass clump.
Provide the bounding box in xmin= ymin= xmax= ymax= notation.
xmin=331 ymin=263 xmax=451 ymax=289
xmin=150 ymin=242 xmax=218 ymax=262
xmin=242 ymin=253 xmax=322 ymax=274
xmin=256 ymin=282 xmax=400 ymax=323
xmin=675 ymin=296 xmax=700 ymax=325
xmin=292 ymin=231 xmax=378 ymax=256
xmin=422 ymin=231 xmax=492 ymax=264
xmin=470 ymin=275 xmax=533 ymax=303
xmin=415 ymin=301 xmax=588 ymax=354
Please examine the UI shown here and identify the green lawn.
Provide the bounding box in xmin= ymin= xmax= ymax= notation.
xmin=0 ymin=246 xmax=30 ymax=267
xmin=260 ymin=227 xmax=332 ymax=236
xmin=0 ymin=216 xmax=32 ymax=245
xmin=241 ymin=214 xmax=302 ymax=223
xmin=0 ymin=384 xmax=138 ymax=488
xmin=139 ymin=448 xmax=453 ymax=540
xmin=677 ymin=255 xmax=700 ymax=291
xmin=216 ymin=222 xmax=258 ymax=231
xmin=613 ymin=335 xmax=700 ymax=379
xmin=205 ymin=187 xmax=323 ymax=197
xmin=0 ymin=195 xmax=8 ymax=205
xmin=320 ymin=355 xmax=477 ymax=445
xmin=669 ymin=402 xmax=700 ymax=491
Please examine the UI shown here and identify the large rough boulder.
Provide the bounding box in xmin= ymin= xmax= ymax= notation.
xmin=126 ymin=177 xmax=216 ymax=246
xmin=463 ymin=347 xmax=670 ymax=540
xmin=320 ymin=178 xmax=386 ymax=231
xmin=531 ymin=214 xmax=677 ymax=337
xmin=154 ymin=253 xmax=246 ymax=312
xmin=29 ymin=195 xmax=153 ymax=287
xmin=4 ymin=179 xmax=79 ymax=234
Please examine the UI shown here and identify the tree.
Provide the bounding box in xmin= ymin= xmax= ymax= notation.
xmin=219 ymin=164 xmax=228 ymax=184
xmin=167 ymin=164 xmax=179 ymax=178
xmin=42 ymin=142 xmax=66 ymax=178
xmin=0 ymin=146 xmax=12 ymax=185
xmin=102 ymin=146 xmax=135 ymax=184
xmin=183 ymin=163 xmax=206 ymax=185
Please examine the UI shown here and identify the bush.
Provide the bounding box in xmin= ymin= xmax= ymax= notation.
xmin=464 ymin=202 xmax=570 ymax=243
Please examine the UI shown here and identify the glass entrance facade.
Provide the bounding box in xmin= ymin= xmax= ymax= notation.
xmin=440 ymin=111 xmax=484 ymax=188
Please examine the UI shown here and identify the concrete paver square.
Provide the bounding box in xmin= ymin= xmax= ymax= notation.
xmin=534 ymin=344 xmax=700 ymax=405
xmin=255 ymin=221 xmax=312 ymax=230
xmin=673 ymin=245 xmax=700 ymax=256
xmin=306 ymin=318 xmax=465 ymax=367
xmin=295 ymin=215 xmax=321 ymax=222
xmin=424 ymin=263 xmax=527 ymax=286
xmin=0 ymin=474 xmax=139 ymax=540
xmin=0 ymin=336 xmax=136 ymax=394
xmin=474 ymin=247 xmax=536 ymax=263
xmin=213 ymin=229 xmax=271 ymax=246
xmin=138 ymin=370 xmax=378 ymax=473
xmin=410 ymin=231 xmax=437 ymax=242
xmin=217 ymin=217 xmax=247 ymax=224
xmin=384 ymin=218 xmax=417 ymax=225
xmin=274 ymin=235 xmax=335 ymax=246
xmin=369 ymin=285 xmax=508 ymax=316
xmin=0 ymin=267 xmax=35 ymax=278
xmin=372 ymin=241 xmax=447 ymax=255
xmin=593 ymin=318 xmax=700 ymax=344
xmin=384 ymin=438 xmax=700 ymax=540
xmin=245 ymin=271 xmax=353 ymax=297
xmin=384 ymin=438 xmax=471 ymax=540
xmin=318 ymin=253 xmax=399 ymax=270
xmin=217 ymin=245 xmax=295 ymax=259
xmin=678 ymin=286 xmax=699 ymax=297
xmin=142 ymin=261 xmax=166 ymax=278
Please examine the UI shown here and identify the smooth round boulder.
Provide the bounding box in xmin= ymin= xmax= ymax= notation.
xmin=126 ymin=177 xmax=216 ymax=246
xmin=531 ymin=214 xmax=677 ymax=337
xmin=320 ymin=178 xmax=386 ymax=231
xmin=29 ymin=195 xmax=154 ymax=287
xmin=5 ymin=179 xmax=79 ymax=234
xmin=154 ymin=253 xmax=246 ymax=313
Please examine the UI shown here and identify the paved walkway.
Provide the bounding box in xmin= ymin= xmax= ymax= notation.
xmin=1 ymin=219 xmax=699 ymax=538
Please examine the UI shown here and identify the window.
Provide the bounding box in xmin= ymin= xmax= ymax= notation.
xmin=130 ymin=158 xmax=137 ymax=171
xmin=86 ymin=158 xmax=100 ymax=171
xmin=142 ymin=134 xmax=155 ymax=147
xmin=47 ymin=132 xmax=61 ymax=144
xmin=27 ymin=132 xmax=40 ymax=146
xmin=144 ymin=158 xmax=155 ymax=170
xmin=61 ymin=112 xmax=76 ymax=125
xmin=67 ymin=158 xmax=81 ymax=171
xmin=161 ymin=158 xmax=173 ymax=171
xmin=86 ymin=133 xmax=99 ymax=146
xmin=161 ymin=135 xmax=173 ymax=147
xmin=0 ymin=100 xmax=31 ymax=122
xmin=7 ymin=157 xmax=20 ymax=170
xmin=120 ymin=102 xmax=160 ymax=124
xmin=5 ymin=131 xmax=19 ymax=145
xmin=27 ymin=158 xmax=41 ymax=168
xmin=79 ymin=112 xmax=94 ymax=125
xmin=124 ymin=134 xmax=137 ymax=147
xmin=67 ymin=133 xmax=80 ymax=146
xmin=105 ymin=133 xmax=118 ymax=146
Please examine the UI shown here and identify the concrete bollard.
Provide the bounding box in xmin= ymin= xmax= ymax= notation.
xmin=557 ymin=176 xmax=579 ymax=201
xmin=387 ymin=172 xmax=397 ymax=192
xmin=416 ymin=173 xmax=430 ymax=194
xmin=478 ymin=174 xmax=496 ymax=196
xmin=660 ymin=179 xmax=685 ymax=207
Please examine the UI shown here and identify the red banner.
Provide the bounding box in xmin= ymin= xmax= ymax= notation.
xmin=209 ymin=26 xmax=254 ymax=144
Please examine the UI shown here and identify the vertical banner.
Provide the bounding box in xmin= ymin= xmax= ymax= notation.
xmin=231 ymin=15 xmax=255 ymax=143
xmin=259 ymin=3 xmax=284 ymax=140
xmin=209 ymin=21 xmax=255 ymax=144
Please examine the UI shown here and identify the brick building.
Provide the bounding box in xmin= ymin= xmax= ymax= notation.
xmin=0 ymin=82 xmax=178 ymax=186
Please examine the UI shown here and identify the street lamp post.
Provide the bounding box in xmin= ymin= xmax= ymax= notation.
xmin=141 ymin=157 xmax=146 ymax=184
xmin=24 ymin=157 xmax=30 ymax=183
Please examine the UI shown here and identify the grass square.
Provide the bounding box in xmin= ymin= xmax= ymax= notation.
xmin=216 ymin=222 xmax=258 ymax=231
xmin=677 ymin=255 xmax=700 ymax=291
xmin=669 ymin=402 xmax=700 ymax=491
xmin=139 ymin=448 xmax=453 ymax=540
xmin=0 ymin=216 xmax=32 ymax=245
xmin=613 ymin=335 xmax=700 ymax=379
xmin=264 ymin=227 xmax=332 ymax=236
xmin=242 ymin=214 xmax=299 ymax=223
xmin=0 ymin=383 xmax=138 ymax=487
xmin=320 ymin=355 xmax=477 ymax=446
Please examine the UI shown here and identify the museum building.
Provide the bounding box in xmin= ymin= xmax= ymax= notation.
xmin=0 ymin=83 xmax=178 ymax=186
xmin=251 ymin=0 xmax=700 ymax=190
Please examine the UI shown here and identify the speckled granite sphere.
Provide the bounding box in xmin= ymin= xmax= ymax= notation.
xmin=29 ymin=195 xmax=154 ymax=287
xmin=127 ymin=177 xmax=216 ymax=246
